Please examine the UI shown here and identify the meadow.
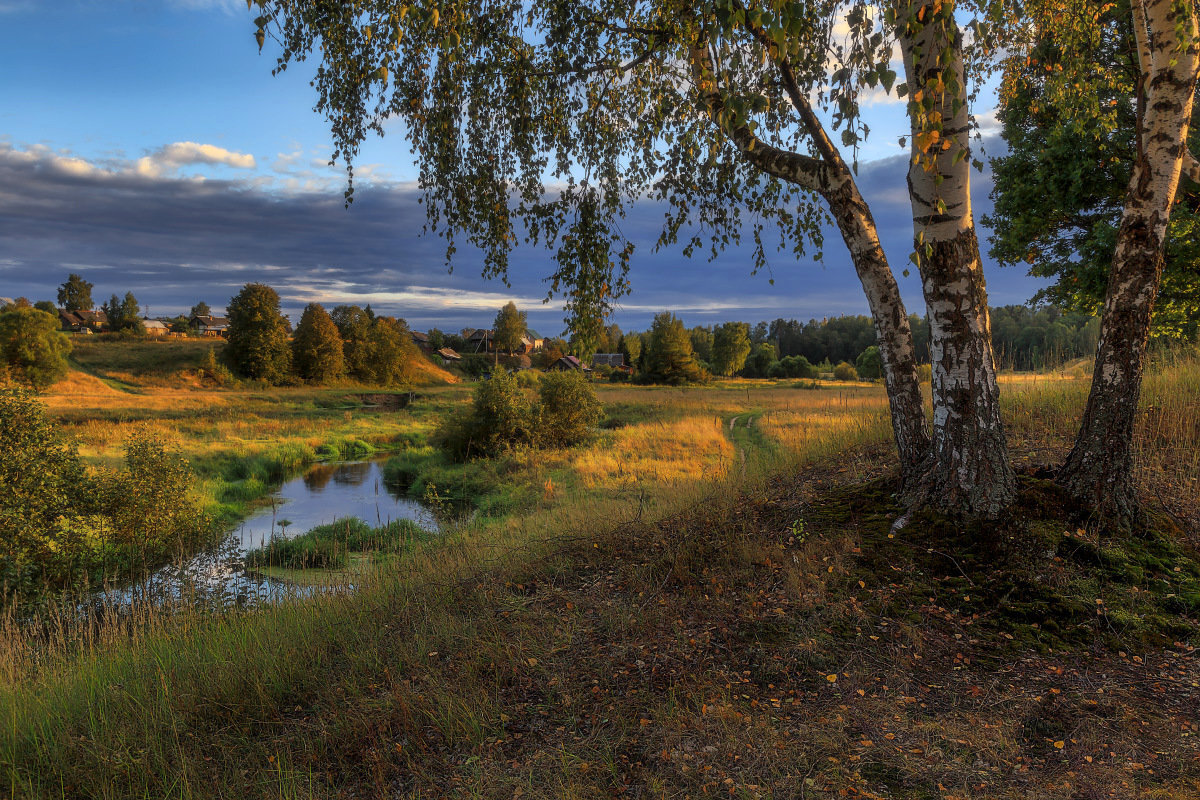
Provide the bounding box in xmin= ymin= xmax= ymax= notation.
xmin=1 ymin=339 xmax=1197 ymax=798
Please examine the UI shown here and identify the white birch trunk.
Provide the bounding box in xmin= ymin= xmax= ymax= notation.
xmin=1060 ymin=0 xmax=1200 ymax=521
xmin=691 ymin=40 xmax=931 ymax=480
xmin=897 ymin=1 xmax=1016 ymax=517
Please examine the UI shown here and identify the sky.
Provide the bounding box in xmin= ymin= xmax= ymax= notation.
xmin=0 ymin=0 xmax=1047 ymax=335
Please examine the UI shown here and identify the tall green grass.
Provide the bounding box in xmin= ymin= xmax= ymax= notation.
xmin=0 ymin=360 xmax=1195 ymax=797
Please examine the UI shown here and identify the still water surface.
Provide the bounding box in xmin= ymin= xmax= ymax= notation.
xmin=90 ymin=457 xmax=435 ymax=611
xmin=235 ymin=458 xmax=437 ymax=551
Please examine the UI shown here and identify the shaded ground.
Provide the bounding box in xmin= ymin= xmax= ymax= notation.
xmin=225 ymin=447 xmax=1199 ymax=799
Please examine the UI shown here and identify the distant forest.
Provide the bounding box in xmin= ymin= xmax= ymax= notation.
xmin=751 ymin=306 xmax=1101 ymax=372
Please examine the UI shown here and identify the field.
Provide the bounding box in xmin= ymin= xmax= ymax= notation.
xmin=1 ymin=340 xmax=1197 ymax=799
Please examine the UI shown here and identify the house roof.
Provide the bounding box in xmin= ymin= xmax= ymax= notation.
xmin=411 ymin=330 xmax=430 ymax=343
xmin=143 ymin=319 xmax=168 ymax=330
xmin=59 ymin=308 xmax=108 ymax=327
xmin=437 ymin=347 xmax=462 ymax=360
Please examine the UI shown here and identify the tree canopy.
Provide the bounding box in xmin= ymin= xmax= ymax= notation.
xmin=102 ymin=292 xmax=144 ymax=334
xmin=493 ymin=302 xmax=527 ymax=355
xmin=641 ymin=312 xmax=706 ymax=385
xmin=292 ymin=303 xmax=345 ymax=383
xmin=225 ymin=283 xmax=292 ymax=383
xmin=56 ymin=274 xmax=93 ymax=312
xmin=986 ymin=0 xmax=1200 ymax=340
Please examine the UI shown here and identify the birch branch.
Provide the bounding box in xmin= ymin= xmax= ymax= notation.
xmin=689 ymin=39 xmax=836 ymax=194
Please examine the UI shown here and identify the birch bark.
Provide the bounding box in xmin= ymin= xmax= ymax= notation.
xmin=897 ymin=1 xmax=1016 ymax=517
xmin=1059 ymin=0 xmax=1200 ymax=522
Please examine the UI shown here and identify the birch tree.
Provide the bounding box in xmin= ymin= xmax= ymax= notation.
xmin=251 ymin=0 xmax=1019 ymax=515
xmin=1055 ymin=0 xmax=1200 ymax=521
xmin=893 ymin=0 xmax=1016 ymax=516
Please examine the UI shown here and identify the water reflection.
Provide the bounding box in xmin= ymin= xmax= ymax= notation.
xmin=85 ymin=457 xmax=433 ymax=615
xmin=237 ymin=457 xmax=436 ymax=552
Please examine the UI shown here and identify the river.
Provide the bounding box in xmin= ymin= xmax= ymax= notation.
xmin=88 ymin=456 xmax=435 ymax=612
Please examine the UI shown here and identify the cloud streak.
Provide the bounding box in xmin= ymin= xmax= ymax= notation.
xmin=0 ymin=139 xmax=1043 ymax=333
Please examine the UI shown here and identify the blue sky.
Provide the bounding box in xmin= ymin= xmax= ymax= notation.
xmin=0 ymin=0 xmax=1045 ymax=334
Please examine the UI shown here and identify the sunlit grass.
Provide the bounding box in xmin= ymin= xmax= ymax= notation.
xmin=2 ymin=350 xmax=1195 ymax=798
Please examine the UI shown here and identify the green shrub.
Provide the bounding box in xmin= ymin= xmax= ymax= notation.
xmin=0 ymin=391 xmax=210 ymax=599
xmin=855 ymin=346 xmax=883 ymax=380
xmin=833 ymin=361 xmax=858 ymax=381
xmin=514 ymin=369 xmax=541 ymax=388
xmin=780 ymin=355 xmax=817 ymax=379
xmin=435 ymin=369 xmax=533 ymax=460
xmin=0 ymin=306 xmax=71 ymax=391
xmin=536 ymin=370 xmax=602 ymax=448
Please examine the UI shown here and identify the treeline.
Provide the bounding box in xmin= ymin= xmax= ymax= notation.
xmin=221 ymin=283 xmax=423 ymax=386
xmin=604 ymin=305 xmax=1103 ymax=383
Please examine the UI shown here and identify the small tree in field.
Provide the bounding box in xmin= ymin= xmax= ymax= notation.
xmin=226 ymin=283 xmax=291 ymax=383
xmin=834 ymin=362 xmax=859 ymax=382
xmin=856 ymin=346 xmax=883 ymax=380
xmin=331 ymin=304 xmax=373 ymax=380
xmin=711 ymin=322 xmax=752 ymax=377
xmin=536 ymin=370 xmax=602 ymax=448
xmin=364 ymin=317 xmax=419 ymax=386
xmin=102 ymin=292 xmax=145 ymax=335
xmin=0 ymin=389 xmax=91 ymax=593
xmin=292 ymin=303 xmax=345 ymax=383
xmin=0 ymin=306 xmax=71 ymax=391
xmin=56 ymin=273 xmax=93 ymax=312
xmin=641 ymin=312 xmax=706 ymax=385
xmin=436 ymin=369 xmax=533 ymax=460
xmin=493 ymin=301 xmax=527 ymax=355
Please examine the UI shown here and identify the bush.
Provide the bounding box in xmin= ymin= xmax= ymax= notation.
xmin=781 ymin=355 xmax=817 ymax=379
xmin=536 ymin=370 xmax=602 ymax=448
xmin=435 ymin=368 xmax=603 ymax=460
xmin=0 ymin=306 xmax=71 ymax=390
xmin=833 ymin=361 xmax=858 ymax=381
xmin=855 ymin=346 xmax=883 ymax=380
xmin=514 ymin=369 xmax=542 ymax=388
xmin=0 ymin=393 xmax=210 ymax=599
xmin=435 ymin=369 xmax=533 ymax=460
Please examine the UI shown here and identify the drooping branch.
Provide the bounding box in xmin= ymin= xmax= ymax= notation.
xmin=689 ymin=38 xmax=841 ymax=195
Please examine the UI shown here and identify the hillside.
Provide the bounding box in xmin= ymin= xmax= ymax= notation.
xmin=1 ymin=359 xmax=1196 ymax=798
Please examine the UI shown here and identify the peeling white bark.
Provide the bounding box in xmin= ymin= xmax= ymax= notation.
xmin=896 ymin=0 xmax=1015 ymax=517
xmin=1062 ymin=0 xmax=1200 ymax=520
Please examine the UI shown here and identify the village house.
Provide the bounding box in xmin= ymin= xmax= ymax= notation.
xmin=591 ymin=353 xmax=625 ymax=368
xmin=142 ymin=319 xmax=168 ymax=337
xmin=58 ymin=308 xmax=108 ymax=333
xmin=547 ymin=355 xmax=590 ymax=373
xmin=189 ymin=315 xmax=230 ymax=337
xmin=436 ymin=347 xmax=462 ymax=362
xmin=411 ymin=330 xmax=430 ymax=349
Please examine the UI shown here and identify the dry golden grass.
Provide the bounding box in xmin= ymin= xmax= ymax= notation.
xmin=2 ymin=359 xmax=1199 ymax=799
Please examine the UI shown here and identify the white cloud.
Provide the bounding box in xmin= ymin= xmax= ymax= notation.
xmin=135 ymin=141 xmax=256 ymax=178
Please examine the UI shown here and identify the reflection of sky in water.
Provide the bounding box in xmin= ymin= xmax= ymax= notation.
xmin=235 ymin=458 xmax=437 ymax=552
xmin=80 ymin=459 xmax=435 ymax=618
